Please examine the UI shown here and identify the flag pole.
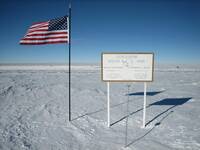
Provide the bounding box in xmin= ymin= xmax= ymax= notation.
xmin=68 ymin=1 xmax=72 ymax=121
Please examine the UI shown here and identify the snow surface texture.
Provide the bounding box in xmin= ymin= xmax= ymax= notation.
xmin=0 ymin=64 xmax=200 ymax=150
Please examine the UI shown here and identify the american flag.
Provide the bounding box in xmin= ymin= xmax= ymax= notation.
xmin=20 ymin=16 xmax=69 ymax=45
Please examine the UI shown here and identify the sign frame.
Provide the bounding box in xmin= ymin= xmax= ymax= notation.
xmin=101 ymin=52 xmax=154 ymax=82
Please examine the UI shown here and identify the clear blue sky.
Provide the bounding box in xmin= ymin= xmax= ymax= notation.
xmin=0 ymin=0 xmax=200 ymax=64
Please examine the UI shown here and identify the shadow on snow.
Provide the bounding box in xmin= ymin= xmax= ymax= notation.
xmin=127 ymin=90 xmax=164 ymax=96
xmin=71 ymin=90 xmax=191 ymax=147
xmin=125 ymin=97 xmax=192 ymax=147
xmin=125 ymin=109 xmax=174 ymax=147
xmin=72 ymin=90 xmax=163 ymax=121
xmin=111 ymin=97 xmax=191 ymax=126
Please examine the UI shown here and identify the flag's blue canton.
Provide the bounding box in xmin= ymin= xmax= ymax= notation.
xmin=48 ymin=16 xmax=68 ymax=31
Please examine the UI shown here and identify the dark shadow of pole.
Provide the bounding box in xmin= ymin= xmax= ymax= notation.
xmin=71 ymin=97 xmax=136 ymax=121
xmin=125 ymin=110 xmax=174 ymax=147
xmin=145 ymin=105 xmax=176 ymax=127
xmin=110 ymin=106 xmax=148 ymax=126
xmin=124 ymin=97 xmax=192 ymax=148
xmin=72 ymin=97 xmax=191 ymax=125
xmin=112 ymin=97 xmax=191 ymax=127
xmin=127 ymin=90 xmax=165 ymax=96
xmin=72 ymin=90 xmax=164 ymax=121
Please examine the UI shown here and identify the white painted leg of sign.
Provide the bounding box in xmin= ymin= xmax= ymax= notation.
xmin=107 ymin=82 xmax=110 ymax=127
xmin=142 ymin=82 xmax=147 ymax=128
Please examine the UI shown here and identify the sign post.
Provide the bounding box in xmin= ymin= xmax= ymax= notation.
xmin=142 ymin=82 xmax=147 ymax=128
xmin=107 ymin=82 xmax=110 ymax=127
xmin=125 ymin=85 xmax=131 ymax=145
xmin=101 ymin=52 xmax=154 ymax=128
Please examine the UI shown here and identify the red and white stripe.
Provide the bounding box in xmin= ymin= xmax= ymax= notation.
xmin=20 ymin=21 xmax=68 ymax=45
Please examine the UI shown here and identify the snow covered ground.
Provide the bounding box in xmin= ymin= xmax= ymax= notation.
xmin=0 ymin=64 xmax=200 ymax=150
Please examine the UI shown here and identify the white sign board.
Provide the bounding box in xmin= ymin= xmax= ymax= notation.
xmin=102 ymin=53 xmax=154 ymax=82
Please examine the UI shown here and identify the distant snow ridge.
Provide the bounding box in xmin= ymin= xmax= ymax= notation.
xmin=0 ymin=64 xmax=100 ymax=71
xmin=0 ymin=64 xmax=199 ymax=72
